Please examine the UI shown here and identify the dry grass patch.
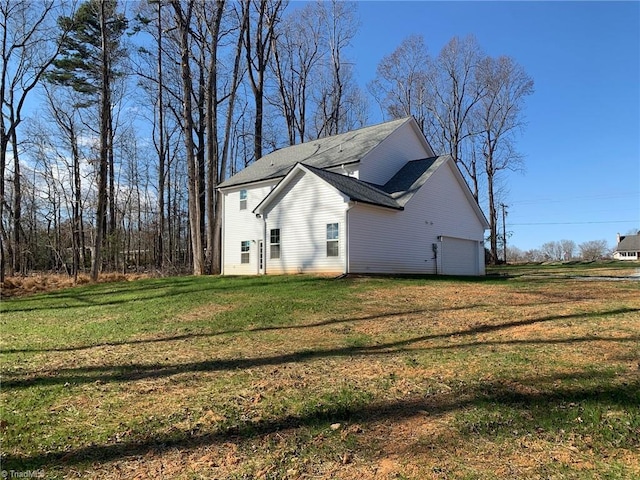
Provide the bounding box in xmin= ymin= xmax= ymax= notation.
xmin=1 ymin=272 xmax=154 ymax=297
xmin=1 ymin=273 xmax=639 ymax=479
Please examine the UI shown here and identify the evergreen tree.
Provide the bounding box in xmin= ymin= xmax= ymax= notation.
xmin=46 ymin=0 xmax=128 ymax=278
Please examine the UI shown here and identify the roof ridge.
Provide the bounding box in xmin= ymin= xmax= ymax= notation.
xmin=218 ymin=116 xmax=413 ymax=189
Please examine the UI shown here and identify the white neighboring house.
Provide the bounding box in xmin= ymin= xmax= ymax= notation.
xmin=613 ymin=233 xmax=640 ymax=260
xmin=218 ymin=117 xmax=489 ymax=276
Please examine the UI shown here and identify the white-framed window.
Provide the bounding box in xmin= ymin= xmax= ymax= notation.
xmin=239 ymin=189 xmax=247 ymax=210
xmin=270 ymin=228 xmax=281 ymax=259
xmin=326 ymin=223 xmax=339 ymax=257
xmin=241 ymin=240 xmax=250 ymax=264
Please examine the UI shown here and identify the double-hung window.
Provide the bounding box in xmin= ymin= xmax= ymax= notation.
xmin=326 ymin=223 xmax=339 ymax=257
xmin=239 ymin=189 xmax=247 ymax=210
xmin=270 ymin=229 xmax=281 ymax=259
xmin=241 ymin=241 xmax=250 ymax=263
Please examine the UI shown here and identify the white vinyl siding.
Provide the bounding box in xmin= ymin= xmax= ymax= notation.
xmin=348 ymin=160 xmax=485 ymax=275
xmin=358 ymin=121 xmax=433 ymax=185
xmin=263 ymin=171 xmax=347 ymax=274
xmin=222 ymin=182 xmax=277 ymax=274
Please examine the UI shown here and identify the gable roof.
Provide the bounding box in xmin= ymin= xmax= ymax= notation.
xmin=616 ymin=234 xmax=640 ymax=252
xmin=303 ymin=164 xmax=403 ymax=210
xmin=254 ymin=156 xmax=455 ymax=214
xmin=219 ymin=117 xmax=418 ymax=189
xmin=382 ymin=156 xmax=443 ymax=207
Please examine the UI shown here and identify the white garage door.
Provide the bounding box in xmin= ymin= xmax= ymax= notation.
xmin=441 ymin=237 xmax=479 ymax=276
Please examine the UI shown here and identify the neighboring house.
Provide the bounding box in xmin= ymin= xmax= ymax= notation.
xmin=218 ymin=117 xmax=489 ymax=276
xmin=613 ymin=233 xmax=640 ymax=260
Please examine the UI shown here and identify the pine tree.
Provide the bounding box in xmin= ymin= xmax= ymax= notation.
xmin=46 ymin=0 xmax=128 ymax=279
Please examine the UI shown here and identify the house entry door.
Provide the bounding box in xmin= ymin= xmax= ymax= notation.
xmin=258 ymin=240 xmax=264 ymax=274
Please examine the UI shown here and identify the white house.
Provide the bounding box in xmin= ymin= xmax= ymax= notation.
xmin=218 ymin=117 xmax=489 ymax=276
xmin=613 ymin=233 xmax=640 ymax=260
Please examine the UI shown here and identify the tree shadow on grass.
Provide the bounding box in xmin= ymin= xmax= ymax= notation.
xmin=2 ymin=275 xmax=337 ymax=313
xmin=0 ymin=305 xmax=470 ymax=354
xmin=4 ymin=372 xmax=638 ymax=471
xmin=3 ymin=307 xmax=638 ymax=389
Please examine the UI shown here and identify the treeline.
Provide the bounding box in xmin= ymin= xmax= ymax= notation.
xmin=506 ymin=239 xmax=611 ymax=263
xmin=1 ymin=0 xmax=533 ymax=281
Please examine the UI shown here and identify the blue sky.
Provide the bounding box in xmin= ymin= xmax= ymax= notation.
xmin=346 ymin=1 xmax=640 ymax=252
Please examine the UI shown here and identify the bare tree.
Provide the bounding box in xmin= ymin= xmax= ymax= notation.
xmin=579 ymin=239 xmax=610 ymax=261
xmin=559 ymin=239 xmax=576 ymax=260
xmin=427 ymin=35 xmax=486 ymax=199
xmin=210 ymin=1 xmax=248 ymax=274
xmin=313 ymin=0 xmax=360 ymax=137
xmin=368 ymin=35 xmax=430 ymax=134
xmin=40 ymin=84 xmax=88 ymax=279
xmin=270 ymin=2 xmax=323 ymax=144
xmin=243 ymin=0 xmax=284 ymax=161
xmin=0 ymin=0 xmax=71 ymax=280
xmin=46 ymin=0 xmax=128 ymax=279
xmin=475 ymin=55 xmax=533 ymax=264
xmin=170 ymin=0 xmax=204 ymax=275
xmin=540 ymin=241 xmax=564 ymax=261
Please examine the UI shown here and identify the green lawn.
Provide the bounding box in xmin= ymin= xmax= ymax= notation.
xmin=1 ymin=269 xmax=639 ymax=479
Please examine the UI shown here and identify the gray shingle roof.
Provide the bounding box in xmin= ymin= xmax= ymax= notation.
xmin=219 ymin=117 xmax=412 ymax=189
xmin=382 ymin=156 xmax=447 ymax=207
xmin=616 ymin=234 xmax=640 ymax=252
xmin=300 ymin=156 xmax=448 ymax=211
xmin=303 ymin=164 xmax=403 ymax=210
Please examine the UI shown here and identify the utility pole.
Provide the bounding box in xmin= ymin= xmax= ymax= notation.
xmin=501 ymin=203 xmax=508 ymax=264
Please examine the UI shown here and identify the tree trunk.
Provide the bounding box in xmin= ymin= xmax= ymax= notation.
xmin=107 ymin=107 xmax=116 ymax=270
xmin=485 ymin=137 xmax=498 ymax=265
xmin=155 ymin=0 xmax=165 ymax=271
xmin=91 ymin=0 xmax=111 ymax=281
xmin=172 ymin=0 xmax=204 ymax=275
xmin=10 ymin=115 xmax=22 ymax=274
xmin=71 ymin=124 xmax=81 ymax=281
xmin=205 ymin=2 xmax=223 ymax=274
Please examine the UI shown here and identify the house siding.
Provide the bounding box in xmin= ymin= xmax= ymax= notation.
xmin=348 ymin=160 xmax=485 ymax=275
xmin=358 ymin=121 xmax=433 ymax=185
xmin=613 ymin=251 xmax=639 ymax=260
xmin=263 ymin=172 xmax=348 ymax=274
xmin=222 ymin=182 xmax=276 ymax=275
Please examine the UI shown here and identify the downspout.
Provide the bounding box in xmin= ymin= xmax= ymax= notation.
xmin=345 ymin=201 xmax=356 ymax=275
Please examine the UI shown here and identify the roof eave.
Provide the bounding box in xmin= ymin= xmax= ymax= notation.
xmin=350 ymin=199 xmax=404 ymax=211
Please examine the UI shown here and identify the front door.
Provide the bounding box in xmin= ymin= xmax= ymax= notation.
xmin=258 ymin=240 xmax=264 ymax=274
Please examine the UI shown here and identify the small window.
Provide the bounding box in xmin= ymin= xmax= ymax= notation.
xmin=326 ymin=223 xmax=339 ymax=257
xmin=239 ymin=189 xmax=247 ymax=210
xmin=241 ymin=240 xmax=250 ymax=264
xmin=270 ymin=228 xmax=281 ymax=259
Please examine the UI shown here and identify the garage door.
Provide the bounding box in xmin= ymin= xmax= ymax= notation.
xmin=440 ymin=237 xmax=479 ymax=276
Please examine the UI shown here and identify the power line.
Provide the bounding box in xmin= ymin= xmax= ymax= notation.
xmin=511 ymin=220 xmax=638 ymax=226
xmin=510 ymin=191 xmax=639 ymax=206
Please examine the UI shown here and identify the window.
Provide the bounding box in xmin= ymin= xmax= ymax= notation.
xmin=239 ymin=189 xmax=247 ymax=210
xmin=326 ymin=223 xmax=339 ymax=257
xmin=270 ymin=228 xmax=281 ymax=259
xmin=241 ymin=241 xmax=250 ymax=264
